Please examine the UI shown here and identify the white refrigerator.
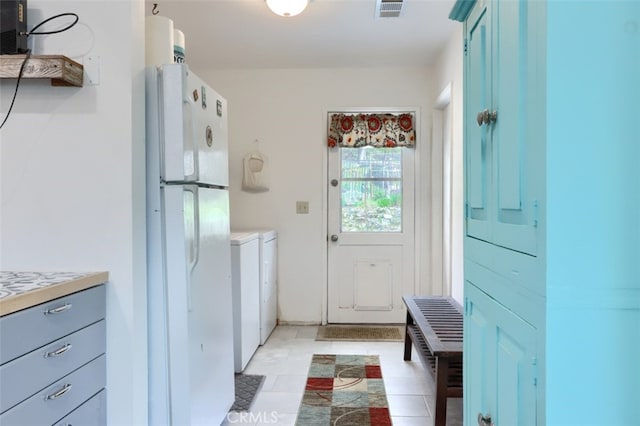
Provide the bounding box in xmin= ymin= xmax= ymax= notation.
xmin=146 ymin=63 xmax=234 ymax=426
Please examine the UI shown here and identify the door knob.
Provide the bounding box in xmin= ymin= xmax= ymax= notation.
xmin=477 ymin=413 xmax=494 ymax=426
xmin=330 ymin=234 xmax=338 ymax=242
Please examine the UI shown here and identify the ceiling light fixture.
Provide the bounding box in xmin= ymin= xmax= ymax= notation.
xmin=266 ymin=0 xmax=309 ymax=17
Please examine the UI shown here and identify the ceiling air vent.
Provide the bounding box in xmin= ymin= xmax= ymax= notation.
xmin=376 ymin=0 xmax=404 ymax=18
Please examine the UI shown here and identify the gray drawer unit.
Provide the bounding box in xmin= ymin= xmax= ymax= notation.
xmin=0 ymin=354 xmax=106 ymax=426
xmin=53 ymin=389 xmax=106 ymax=426
xmin=0 ymin=320 xmax=106 ymax=413
xmin=0 ymin=285 xmax=105 ymax=364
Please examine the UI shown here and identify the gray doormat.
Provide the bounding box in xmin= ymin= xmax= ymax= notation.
xmin=229 ymin=374 xmax=265 ymax=412
xmin=315 ymin=325 xmax=404 ymax=342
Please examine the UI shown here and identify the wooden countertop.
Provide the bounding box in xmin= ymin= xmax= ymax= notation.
xmin=0 ymin=271 xmax=108 ymax=316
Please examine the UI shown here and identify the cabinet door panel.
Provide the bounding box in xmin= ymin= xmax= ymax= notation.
xmin=465 ymin=282 xmax=537 ymax=426
xmin=495 ymin=310 xmax=537 ymax=426
xmin=465 ymin=0 xmax=492 ymax=243
xmin=464 ymin=281 xmax=495 ymax=424
xmin=492 ymin=0 xmax=539 ymax=255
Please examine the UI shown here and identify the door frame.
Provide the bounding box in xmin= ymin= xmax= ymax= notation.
xmin=432 ymin=83 xmax=454 ymax=297
xmin=321 ymin=106 xmax=422 ymax=325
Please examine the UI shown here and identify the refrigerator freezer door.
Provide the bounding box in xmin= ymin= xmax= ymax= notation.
xmin=153 ymin=185 xmax=235 ymax=425
xmin=160 ymin=64 xmax=229 ymax=187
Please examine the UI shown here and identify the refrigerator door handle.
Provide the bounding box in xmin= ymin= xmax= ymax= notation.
xmin=184 ymin=186 xmax=200 ymax=311
xmin=183 ymin=99 xmax=200 ymax=182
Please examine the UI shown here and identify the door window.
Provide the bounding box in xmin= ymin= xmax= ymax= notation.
xmin=340 ymin=147 xmax=403 ymax=233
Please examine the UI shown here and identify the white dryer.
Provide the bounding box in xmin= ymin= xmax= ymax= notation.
xmin=230 ymin=232 xmax=260 ymax=372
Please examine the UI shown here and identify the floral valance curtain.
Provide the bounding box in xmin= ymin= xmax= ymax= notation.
xmin=327 ymin=113 xmax=416 ymax=148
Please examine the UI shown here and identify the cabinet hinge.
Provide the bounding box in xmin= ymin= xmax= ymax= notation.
xmin=464 ymin=38 xmax=468 ymax=56
xmin=533 ymin=200 xmax=539 ymax=228
xmin=532 ymin=357 xmax=538 ymax=386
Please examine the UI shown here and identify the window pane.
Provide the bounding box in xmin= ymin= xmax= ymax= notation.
xmin=340 ymin=147 xmax=402 ymax=233
xmin=341 ymin=147 xmax=401 ymax=179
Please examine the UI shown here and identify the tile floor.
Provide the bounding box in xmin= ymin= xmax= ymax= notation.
xmin=222 ymin=325 xmax=463 ymax=426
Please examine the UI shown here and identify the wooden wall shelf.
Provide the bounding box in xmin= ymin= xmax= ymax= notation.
xmin=0 ymin=55 xmax=83 ymax=87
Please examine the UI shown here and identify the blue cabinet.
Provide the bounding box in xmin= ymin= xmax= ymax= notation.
xmin=0 ymin=285 xmax=106 ymax=425
xmin=453 ymin=0 xmax=640 ymax=425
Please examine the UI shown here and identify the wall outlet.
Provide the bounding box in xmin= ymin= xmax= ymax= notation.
xmin=296 ymin=201 xmax=309 ymax=214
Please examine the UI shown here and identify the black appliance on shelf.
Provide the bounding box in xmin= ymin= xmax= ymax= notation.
xmin=1 ymin=0 xmax=28 ymax=54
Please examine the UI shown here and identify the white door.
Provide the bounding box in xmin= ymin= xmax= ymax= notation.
xmin=327 ymin=145 xmax=415 ymax=323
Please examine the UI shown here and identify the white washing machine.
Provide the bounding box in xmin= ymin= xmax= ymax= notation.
xmin=235 ymin=229 xmax=278 ymax=344
xmin=230 ymin=232 xmax=261 ymax=372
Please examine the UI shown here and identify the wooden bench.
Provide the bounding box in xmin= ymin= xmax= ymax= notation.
xmin=403 ymin=295 xmax=463 ymax=426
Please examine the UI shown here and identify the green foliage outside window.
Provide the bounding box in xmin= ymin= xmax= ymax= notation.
xmin=340 ymin=147 xmax=403 ymax=232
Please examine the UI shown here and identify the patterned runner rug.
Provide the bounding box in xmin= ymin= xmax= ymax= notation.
xmin=295 ymin=354 xmax=392 ymax=426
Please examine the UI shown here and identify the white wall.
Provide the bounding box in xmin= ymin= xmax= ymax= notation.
xmin=196 ymin=67 xmax=436 ymax=323
xmin=432 ymin=28 xmax=464 ymax=304
xmin=0 ymin=1 xmax=147 ymax=424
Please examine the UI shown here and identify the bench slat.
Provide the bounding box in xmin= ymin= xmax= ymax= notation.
xmin=404 ymin=295 xmax=463 ymax=355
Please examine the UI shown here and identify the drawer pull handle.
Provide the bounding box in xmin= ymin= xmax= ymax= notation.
xmin=45 ymin=343 xmax=72 ymax=358
xmin=46 ymin=383 xmax=72 ymax=400
xmin=45 ymin=303 xmax=72 ymax=315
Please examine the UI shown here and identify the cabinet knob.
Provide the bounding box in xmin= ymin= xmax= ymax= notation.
xmin=477 ymin=413 xmax=494 ymax=426
xmin=330 ymin=234 xmax=339 ymax=242
xmin=487 ymin=110 xmax=498 ymax=124
xmin=476 ymin=109 xmax=498 ymax=126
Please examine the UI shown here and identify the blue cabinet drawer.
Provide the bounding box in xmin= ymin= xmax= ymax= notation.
xmin=0 ymin=285 xmax=105 ymax=365
xmin=0 ymin=354 xmax=106 ymax=426
xmin=0 ymin=320 xmax=105 ymax=413
xmin=53 ymin=389 xmax=106 ymax=426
